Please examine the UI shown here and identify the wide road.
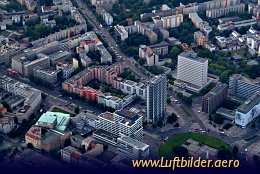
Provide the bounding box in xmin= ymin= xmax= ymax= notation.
xmin=74 ymin=0 xmax=152 ymax=79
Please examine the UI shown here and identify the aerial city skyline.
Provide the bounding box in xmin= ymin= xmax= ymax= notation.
xmin=0 ymin=0 xmax=260 ymax=173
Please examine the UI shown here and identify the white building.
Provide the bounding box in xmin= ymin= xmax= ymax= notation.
xmin=175 ymin=52 xmax=210 ymax=93
xmin=235 ymin=92 xmax=260 ymax=127
xmin=120 ymin=80 xmax=147 ymax=100
xmin=114 ymin=25 xmax=128 ymax=41
xmin=139 ymin=45 xmax=159 ymax=66
xmin=117 ymin=136 xmax=149 ymax=159
xmin=147 ymin=74 xmax=167 ymax=123
xmin=56 ymin=63 xmax=74 ymax=79
xmin=94 ymin=109 xmax=143 ymax=145
xmin=102 ymin=11 xmax=113 ymax=26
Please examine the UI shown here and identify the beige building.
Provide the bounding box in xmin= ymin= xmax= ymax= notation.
xmin=161 ymin=14 xmax=183 ymax=29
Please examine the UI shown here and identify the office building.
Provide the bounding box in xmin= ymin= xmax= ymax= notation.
xmin=175 ymin=52 xmax=209 ymax=93
xmin=33 ymin=67 xmax=61 ymax=84
xmin=147 ymin=74 xmax=167 ymax=123
xmin=0 ymin=76 xmax=42 ymax=122
xmin=202 ymin=83 xmax=228 ymax=114
xmin=228 ymin=74 xmax=260 ymax=101
xmin=235 ymin=91 xmax=260 ymax=127
xmin=117 ymin=136 xmax=149 ymax=159
xmin=94 ymin=109 xmax=143 ymax=145
xmin=12 ymin=53 xmax=51 ymax=77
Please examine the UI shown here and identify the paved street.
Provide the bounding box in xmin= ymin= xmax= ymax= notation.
xmin=74 ymin=0 xmax=151 ymax=79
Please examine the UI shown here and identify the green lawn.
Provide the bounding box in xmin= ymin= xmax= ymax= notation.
xmin=159 ymin=133 xmax=231 ymax=158
xmin=51 ymin=107 xmax=75 ymax=117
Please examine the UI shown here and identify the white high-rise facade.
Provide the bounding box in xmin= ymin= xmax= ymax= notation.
xmin=176 ymin=52 xmax=208 ymax=90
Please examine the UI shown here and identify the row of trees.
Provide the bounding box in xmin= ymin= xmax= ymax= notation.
xmin=176 ymin=92 xmax=192 ymax=106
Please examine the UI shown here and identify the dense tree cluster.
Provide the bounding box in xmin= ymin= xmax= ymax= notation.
xmin=119 ymin=68 xmax=139 ymax=82
xmin=25 ymin=16 xmax=77 ymax=41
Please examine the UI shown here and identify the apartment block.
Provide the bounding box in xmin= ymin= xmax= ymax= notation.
xmin=189 ymin=12 xmax=212 ymax=36
xmin=194 ymin=31 xmax=208 ymax=47
xmin=144 ymin=30 xmax=158 ymax=44
xmin=101 ymin=10 xmax=113 ymax=26
xmin=147 ymin=74 xmax=167 ymax=123
xmin=206 ymin=4 xmax=245 ymax=18
xmin=139 ymin=45 xmax=159 ymax=66
xmin=217 ymin=18 xmax=257 ymax=31
xmin=160 ymin=14 xmax=183 ymax=29
xmin=114 ymin=25 xmax=128 ymax=41
xmin=202 ymin=83 xmax=228 ymax=114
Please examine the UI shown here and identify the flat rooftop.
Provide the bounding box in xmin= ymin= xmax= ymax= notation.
xmin=231 ymin=74 xmax=260 ymax=85
xmin=179 ymin=52 xmax=208 ymax=63
xmin=98 ymin=112 xmax=115 ymax=121
xmin=237 ymin=92 xmax=260 ymax=114
xmin=203 ymin=83 xmax=227 ymax=100
xmin=118 ymin=136 xmax=149 ymax=150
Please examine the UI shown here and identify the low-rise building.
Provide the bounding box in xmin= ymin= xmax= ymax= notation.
xmin=218 ymin=18 xmax=257 ymax=31
xmin=0 ymin=116 xmax=15 ymax=134
xmin=61 ymin=146 xmax=82 ymax=164
xmin=117 ymin=136 xmax=149 ymax=159
xmin=36 ymin=111 xmax=71 ymax=132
